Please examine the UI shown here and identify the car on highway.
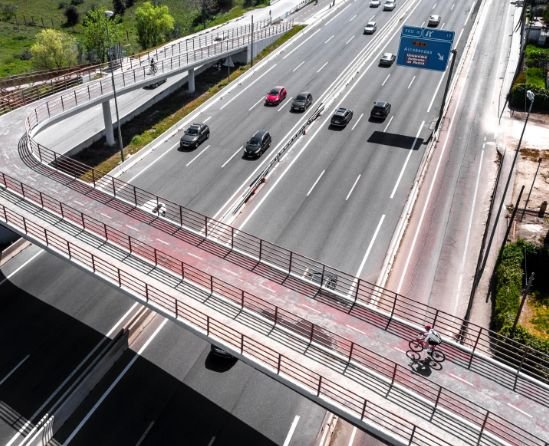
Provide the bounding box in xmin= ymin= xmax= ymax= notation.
xmin=291 ymin=92 xmax=313 ymax=112
xmin=244 ymin=129 xmax=272 ymax=158
xmin=383 ymin=0 xmax=396 ymax=10
xmin=143 ymin=78 xmax=166 ymax=89
xmin=179 ymin=123 xmax=210 ymax=150
xmin=379 ymin=52 xmax=396 ymax=66
xmin=428 ymin=14 xmax=441 ymax=26
xmin=369 ymin=0 xmax=380 ymax=7
xmin=210 ymin=344 xmax=236 ymax=359
xmin=370 ymin=101 xmax=391 ymax=120
xmin=363 ymin=21 xmax=377 ymax=34
xmin=265 ymin=86 xmax=287 ymax=105
xmin=330 ymin=107 xmax=353 ymax=128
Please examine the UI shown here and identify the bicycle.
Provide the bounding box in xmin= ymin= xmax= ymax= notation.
xmin=409 ymin=337 xmax=446 ymax=363
xmin=149 ymin=63 xmax=157 ymax=75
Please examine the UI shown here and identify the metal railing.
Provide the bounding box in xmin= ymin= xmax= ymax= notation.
xmin=0 ymin=170 xmax=546 ymax=446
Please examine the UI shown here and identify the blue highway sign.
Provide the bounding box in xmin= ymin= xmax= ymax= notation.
xmin=396 ymin=26 xmax=455 ymax=72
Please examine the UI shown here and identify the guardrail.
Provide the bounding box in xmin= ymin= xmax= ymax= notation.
xmin=26 ymin=133 xmax=549 ymax=405
xmin=0 ymin=170 xmax=546 ymax=446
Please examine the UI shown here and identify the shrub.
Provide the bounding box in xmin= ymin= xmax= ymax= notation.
xmin=58 ymin=2 xmax=67 ymax=9
xmin=70 ymin=0 xmax=84 ymax=5
xmin=0 ymin=3 xmax=17 ymax=20
xmin=113 ymin=0 xmax=126 ymax=15
xmin=125 ymin=0 xmax=135 ymax=7
xmin=509 ymin=84 xmax=549 ymax=112
xmin=64 ymin=5 xmax=80 ymax=26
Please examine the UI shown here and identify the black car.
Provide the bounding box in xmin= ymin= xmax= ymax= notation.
xmin=291 ymin=92 xmax=313 ymax=112
xmin=244 ymin=129 xmax=271 ymax=158
xmin=179 ymin=123 xmax=210 ymax=150
xmin=210 ymin=344 xmax=235 ymax=359
xmin=330 ymin=107 xmax=353 ymax=128
xmin=143 ymin=78 xmax=166 ymax=89
xmin=370 ymin=101 xmax=391 ymax=120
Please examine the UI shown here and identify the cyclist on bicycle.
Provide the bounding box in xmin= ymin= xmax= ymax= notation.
xmin=150 ymin=57 xmax=156 ymax=73
xmin=420 ymin=324 xmax=442 ymax=356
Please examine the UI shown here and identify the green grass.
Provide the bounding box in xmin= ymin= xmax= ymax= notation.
xmin=525 ymin=67 xmax=546 ymax=89
xmin=0 ymin=0 xmax=268 ymax=77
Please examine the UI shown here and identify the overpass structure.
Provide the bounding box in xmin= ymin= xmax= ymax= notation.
xmin=0 ymin=11 xmax=548 ymax=446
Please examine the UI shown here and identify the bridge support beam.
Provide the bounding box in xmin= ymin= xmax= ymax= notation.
xmin=102 ymin=101 xmax=115 ymax=146
xmin=188 ymin=68 xmax=195 ymax=94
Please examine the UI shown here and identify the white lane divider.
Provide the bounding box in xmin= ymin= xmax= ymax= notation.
xmin=292 ymin=61 xmax=305 ymax=72
xmin=186 ymin=144 xmax=211 ymax=167
xmin=282 ymin=28 xmax=321 ymax=60
xmin=507 ymin=403 xmax=533 ymax=418
xmin=448 ymin=373 xmax=474 ymax=387
xmin=382 ymin=73 xmax=391 ymax=87
xmin=204 ymin=116 xmax=212 ymax=123
xmin=278 ymin=98 xmax=292 ymax=112
xmin=282 ymin=415 xmax=300 ymax=446
xmin=351 ymin=113 xmax=364 ymax=131
xmin=0 ymin=354 xmax=30 ymax=386
xmin=306 ymin=170 xmax=325 ymax=197
xmin=408 ymin=75 xmax=416 ymax=89
xmin=317 ymin=61 xmax=329 ymax=73
xmin=0 ymin=250 xmax=43 ymax=288
xmin=345 ymin=174 xmax=361 ymax=201
xmin=383 ymin=115 xmax=394 ymax=132
xmin=349 ymin=13 xmax=357 ymax=22
xmin=324 ymin=35 xmax=335 ymax=44
xmin=249 ymin=97 xmax=264 ymax=111
xmin=345 ymin=35 xmax=355 ymax=45
xmin=355 ymin=214 xmax=385 ymax=279
xmin=220 ymin=65 xmax=277 ymax=110
xmin=221 ymin=146 xmax=243 ymax=168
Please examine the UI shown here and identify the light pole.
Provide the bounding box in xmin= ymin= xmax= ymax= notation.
xmin=105 ymin=10 xmax=124 ymax=162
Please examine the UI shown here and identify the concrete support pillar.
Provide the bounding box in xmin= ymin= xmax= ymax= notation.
xmin=102 ymin=100 xmax=115 ymax=146
xmin=188 ymin=68 xmax=195 ymax=94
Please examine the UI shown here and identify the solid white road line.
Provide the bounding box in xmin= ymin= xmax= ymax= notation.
xmin=345 ymin=174 xmax=361 ymax=201
xmin=507 ymin=403 xmax=533 ymax=418
xmin=348 ymin=427 xmax=358 ymax=446
xmin=355 ymin=214 xmax=385 ymax=278
xmin=351 ymin=113 xmax=364 ymax=131
xmin=324 ymin=35 xmax=335 ymax=44
xmin=156 ymin=238 xmax=169 ymax=246
xmin=381 ymin=73 xmax=391 ymax=86
xmin=453 ymin=147 xmax=484 ymax=314
xmin=389 ymin=121 xmax=424 ymax=199
xmin=186 ymin=144 xmax=211 ymax=167
xmin=345 ymin=324 xmax=366 ymax=335
xmin=317 ymin=61 xmax=329 ymax=73
xmin=223 ymin=267 xmax=239 ymax=276
xmin=383 ymin=115 xmax=394 ymax=132
xmin=0 ymin=250 xmax=43 ymax=288
xmin=283 ymin=28 xmax=321 ymax=60
xmin=278 ymin=98 xmax=292 ymax=112
xmin=426 ymin=68 xmax=447 ymax=113
xmin=282 ymin=415 xmax=300 ymax=446
xmin=73 ymin=200 xmax=84 ymax=206
xmin=220 ymin=65 xmax=277 ymax=110
xmin=306 ymin=170 xmax=325 ymax=196
xmin=408 ymin=75 xmax=416 ymax=89
xmin=63 ymin=319 xmax=168 ymax=444
xmin=221 ymin=146 xmax=243 ymax=168
xmin=249 ymin=97 xmax=264 ymax=111
xmin=292 ymin=61 xmax=305 ymax=72
xmin=455 ymin=28 xmax=465 ymax=48
xmin=303 ymin=305 xmax=321 ymax=313
xmin=448 ymin=373 xmax=474 ymax=387
xmin=187 ymin=252 xmax=203 ymax=260
xmin=100 ymin=213 xmax=112 ymax=219
xmin=135 ymin=421 xmax=155 ymax=446
xmin=126 ymin=224 xmax=139 ymax=232
xmin=345 ymin=35 xmax=355 ymax=45
xmin=0 ymin=354 xmax=30 ymax=386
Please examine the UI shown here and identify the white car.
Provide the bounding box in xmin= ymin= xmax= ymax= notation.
xmin=379 ymin=52 xmax=396 ymax=66
xmin=363 ymin=21 xmax=377 ymax=34
xmin=383 ymin=0 xmax=395 ymax=10
xmin=428 ymin=14 xmax=441 ymax=26
xmin=369 ymin=0 xmax=380 ymax=7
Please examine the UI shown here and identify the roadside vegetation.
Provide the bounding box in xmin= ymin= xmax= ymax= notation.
xmin=492 ymin=240 xmax=549 ymax=357
xmin=72 ymin=25 xmax=305 ymax=175
xmin=0 ymin=0 xmax=269 ymax=77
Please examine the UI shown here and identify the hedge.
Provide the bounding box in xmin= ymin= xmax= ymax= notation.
xmin=509 ymin=84 xmax=549 ymax=112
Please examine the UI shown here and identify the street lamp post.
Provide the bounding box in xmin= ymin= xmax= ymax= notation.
xmin=105 ymin=10 xmax=125 ymax=162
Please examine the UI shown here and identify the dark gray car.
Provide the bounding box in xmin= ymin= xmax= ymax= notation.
xmin=244 ymin=129 xmax=271 ymax=158
xmin=179 ymin=123 xmax=210 ymax=150
xmin=291 ymin=92 xmax=313 ymax=112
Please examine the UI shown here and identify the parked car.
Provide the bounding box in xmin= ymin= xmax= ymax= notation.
xmin=383 ymin=0 xmax=396 ymax=10
xmin=291 ymin=92 xmax=313 ymax=112
xmin=179 ymin=123 xmax=210 ymax=150
xmin=210 ymin=344 xmax=235 ymax=359
xmin=143 ymin=78 xmax=166 ymax=89
xmin=370 ymin=101 xmax=391 ymax=120
xmin=369 ymin=0 xmax=380 ymax=6
xmin=330 ymin=107 xmax=353 ymax=128
xmin=428 ymin=14 xmax=441 ymax=26
xmin=244 ymin=129 xmax=272 ymax=158
xmin=265 ymin=86 xmax=287 ymax=105
xmin=363 ymin=21 xmax=377 ymax=34
xmin=379 ymin=52 xmax=396 ymax=66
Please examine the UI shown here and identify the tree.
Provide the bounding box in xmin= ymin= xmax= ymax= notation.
xmin=82 ymin=8 xmax=122 ymax=62
xmin=30 ymin=29 xmax=78 ymax=70
xmin=135 ymin=1 xmax=175 ymax=49
xmin=64 ymin=5 xmax=79 ymax=26
xmin=113 ymin=0 xmax=126 ymax=15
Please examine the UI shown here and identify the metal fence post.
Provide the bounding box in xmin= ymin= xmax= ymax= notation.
xmin=128 ymin=236 xmax=132 ymax=253
xmin=118 ymin=269 xmax=122 ymax=286
xmin=361 ymin=400 xmax=368 ymax=419
xmin=513 ymin=347 xmax=529 ymax=391
xmin=309 ymin=324 xmax=314 ymax=342
xmin=204 ymin=215 xmax=208 ymax=237
xmin=241 ymin=289 xmax=245 ymax=309
xmin=277 ymin=354 xmax=282 ymax=373
xmin=112 ymin=177 xmax=116 ymax=197
xmin=145 ymin=283 xmax=149 ymax=301
xmin=154 ymin=248 xmax=158 ymax=265
xmin=317 ymin=376 xmax=323 ymax=396
xmin=206 ymin=316 xmax=210 ymax=334
xmin=133 ymin=187 xmax=137 ymax=206
xmin=468 ymin=328 xmax=483 ymax=369
xmin=92 ymin=169 xmax=96 ymax=187
xmin=181 ymin=261 xmax=185 ymax=280
xmin=231 ymin=226 xmax=234 ymax=249
xmin=386 ymin=293 xmax=397 ymax=329
xmin=288 ymin=251 xmax=293 ymax=274
xmin=476 ymin=412 xmax=490 ymax=445
xmin=67 ymin=241 xmax=71 ymax=258
xmin=240 ymin=333 xmax=244 ymax=354
xmin=432 ymin=309 xmax=440 ymax=326
xmin=430 ymin=387 xmax=442 ymax=421
xmin=259 ymin=239 xmax=263 ymax=260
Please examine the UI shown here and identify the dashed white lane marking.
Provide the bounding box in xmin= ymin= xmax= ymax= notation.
xmin=278 ymin=98 xmax=292 ymax=112
xmin=0 ymin=354 xmax=30 ymax=386
xmin=451 ymin=3 xmax=455 ymax=10
xmin=345 ymin=35 xmax=355 ymax=45
xmin=382 ymin=73 xmax=391 ymax=86
xmin=345 ymin=174 xmax=361 ymax=201
xmin=292 ymin=61 xmax=305 ymax=72
xmin=317 ymin=61 xmax=329 ymax=73
xmin=355 ymin=214 xmax=385 ymax=278
xmin=74 ymin=200 xmax=84 ymax=206
xmin=432 ymin=2 xmax=437 ymax=9
xmin=324 ymin=35 xmax=335 ymax=44
xmin=348 ymin=427 xmax=358 ymax=446
xmin=203 ymin=116 xmax=212 ymax=123
xmin=449 ymin=373 xmax=474 ymax=387
xmin=186 ymin=144 xmax=211 ymax=167
xmin=207 ymin=436 xmax=216 ymax=446
xmin=306 ymin=170 xmax=325 ymax=197
xmin=393 ymin=347 xmax=406 ymax=353
xmin=223 ymin=268 xmax=239 ymax=276
xmin=260 ymin=283 xmax=273 ymax=291
xmin=156 ymin=238 xmax=169 ymax=246
xmin=249 ymin=97 xmax=264 ymax=111
xmin=383 ymin=115 xmax=394 ymax=132
xmin=389 ymin=120 xmax=424 ymax=199
xmin=349 ymin=13 xmax=357 ymax=21
xmin=346 ymin=324 xmax=366 ymax=335
xmin=283 ymin=28 xmax=321 ymax=59
xmin=126 ymin=225 xmax=139 ymax=231
xmin=100 ymin=213 xmax=112 ymax=219
xmin=506 ymin=403 xmax=532 ymax=418
xmin=303 ymin=305 xmax=321 ymax=313
xmin=408 ymin=75 xmax=416 ymax=89
xmin=220 ymin=65 xmax=276 ymax=109
xmin=282 ymin=415 xmax=300 ymax=446
xmin=221 ymin=146 xmax=243 ymax=168
xmin=187 ymin=252 xmax=204 ymax=260
xmin=351 ymin=113 xmax=364 ymax=131
xmin=135 ymin=420 xmax=155 ymax=446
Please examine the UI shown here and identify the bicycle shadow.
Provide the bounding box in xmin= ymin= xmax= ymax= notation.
xmin=406 ymin=350 xmax=443 ymax=377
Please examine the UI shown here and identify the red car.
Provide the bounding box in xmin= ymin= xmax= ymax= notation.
xmin=265 ymin=86 xmax=287 ymax=105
